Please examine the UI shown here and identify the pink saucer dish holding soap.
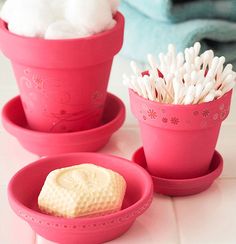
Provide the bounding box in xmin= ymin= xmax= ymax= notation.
xmin=2 ymin=93 xmax=125 ymax=155
xmin=8 ymin=152 xmax=153 ymax=244
xmin=0 ymin=12 xmax=124 ymax=133
xmin=132 ymin=147 xmax=223 ymax=196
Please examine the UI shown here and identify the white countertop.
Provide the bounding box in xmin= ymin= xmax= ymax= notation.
xmin=0 ymin=53 xmax=236 ymax=244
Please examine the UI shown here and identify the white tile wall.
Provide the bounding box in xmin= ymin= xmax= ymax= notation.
xmin=174 ymin=179 xmax=236 ymax=244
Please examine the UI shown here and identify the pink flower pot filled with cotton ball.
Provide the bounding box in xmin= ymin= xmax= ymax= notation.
xmin=0 ymin=12 xmax=124 ymax=133
xmin=129 ymin=89 xmax=232 ymax=179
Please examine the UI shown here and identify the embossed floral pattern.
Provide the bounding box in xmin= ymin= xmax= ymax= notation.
xmin=147 ymin=109 xmax=157 ymax=119
xmin=21 ymin=69 xmax=47 ymax=91
xmin=32 ymin=74 xmax=44 ymax=90
xmin=162 ymin=117 xmax=168 ymax=123
xmin=133 ymin=90 xmax=231 ymax=129
xmin=170 ymin=117 xmax=179 ymax=125
xmin=202 ymin=109 xmax=210 ymax=117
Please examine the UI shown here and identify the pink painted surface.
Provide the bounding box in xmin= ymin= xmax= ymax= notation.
xmin=129 ymin=89 xmax=232 ymax=179
xmin=132 ymin=147 xmax=223 ymax=196
xmin=2 ymin=93 xmax=125 ymax=155
xmin=8 ymin=153 xmax=153 ymax=244
xmin=0 ymin=13 xmax=124 ymax=133
xmin=1 ymin=54 xmax=236 ymax=244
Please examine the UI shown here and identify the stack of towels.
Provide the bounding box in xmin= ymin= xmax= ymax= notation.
xmin=120 ymin=0 xmax=236 ymax=65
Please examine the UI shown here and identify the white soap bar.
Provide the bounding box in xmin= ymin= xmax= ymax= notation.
xmin=38 ymin=164 xmax=126 ymax=218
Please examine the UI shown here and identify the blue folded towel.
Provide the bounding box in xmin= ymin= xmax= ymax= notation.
xmin=119 ymin=1 xmax=236 ymax=65
xmin=124 ymin=0 xmax=236 ymax=23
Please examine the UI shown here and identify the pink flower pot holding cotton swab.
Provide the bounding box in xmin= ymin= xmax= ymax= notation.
xmin=0 ymin=12 xmax=124 ymax=133
xmin=129 ymin=89 xmax=232 ymax=179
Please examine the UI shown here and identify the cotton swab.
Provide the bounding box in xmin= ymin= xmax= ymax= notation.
xmin=199 ymin=82 xmax=214 ymax=100
xmin=130 ymin=61 xmax=141 ymax=76
xmin=202 ymin=91 xmax=215 ymax=103
xmin=221 ymin=81 xmax=235 ymax=95
xmin=147 ymin=54 xmax=159 ymax=79
xmin=193 ymin=83 xmax=203 ymax=104
xmin=183 ymin=85 xmax=195 ymax=104
xmin=178 ymin=86 xmax=187 ymax=104
xmin=176 ymin=52 xmax=185 ymax=68
xmin=220 ymin=64 xmax=233 ymax=81
xmin=143 ymin=75 xmax=155 ymax=101
xmin=193 ymin=42 xmax=201 ymax=57
xmin=123 ymin=42 xmax=235 ymax=105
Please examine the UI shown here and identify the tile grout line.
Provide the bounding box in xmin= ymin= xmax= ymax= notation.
xmin=170 ymin=197 xmax=182 ymax=244
xmin=32 ymin=232 xmax=37 ymax=244
xmin=219 ymin=177 xmax=236 ymax=180
xmin=0 ymin=184 xmax=7 ymax=188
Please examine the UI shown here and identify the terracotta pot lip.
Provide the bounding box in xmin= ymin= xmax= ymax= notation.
xmin=0 ymin=12 xmax=124 ymax=68
xmin=0 ymin=12 xmax=124 ymax=43
xmin=129 ymin=88 xmax=232 ymax=130
xmin=129 ymin=88 xmax=232 ymax=110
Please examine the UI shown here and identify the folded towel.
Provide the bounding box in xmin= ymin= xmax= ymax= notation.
xmin=124 ymin=0 xmax=236 ymax=23
xmin=119 ymin=2 xmax=236 ymax=64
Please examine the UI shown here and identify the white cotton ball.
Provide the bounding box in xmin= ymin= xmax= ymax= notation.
xmin=49 ymin=0 xmax=67 ymax=19
xmin=45 ymin=20 xmax=88 ymax=39
xmin=1 ymin=0 xmax=14 ymax=22
xmin=2 ymin=0 xmax=116 ymax=38
xmin=7 ymin=2 xmax=56 ymax=37
xmin=1 ymin=0 xmax=27 ymax=23
xmin=107 ymin=18 xmax=116 ymax=30
xmin=65 ymin=0 xmax=114 ymax=35
xmin=110 ymin=0 xmax=120 ymax=14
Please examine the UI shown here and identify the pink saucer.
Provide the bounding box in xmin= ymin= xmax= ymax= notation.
xmin=132 ymin=147 xmax=223 ymax=196
xmin=2 ymin=93 xmax=125 ymax=156
xmin=8 ymin=152 xmax=153 ymax=244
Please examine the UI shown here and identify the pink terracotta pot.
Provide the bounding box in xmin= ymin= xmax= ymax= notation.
xmin=0 ymin=12 xmax=124 ymax=133
xmin=129 ymin=89 xmax=232 ymax=179
xmin=2 ymin=93 xmax=126 ymax=155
